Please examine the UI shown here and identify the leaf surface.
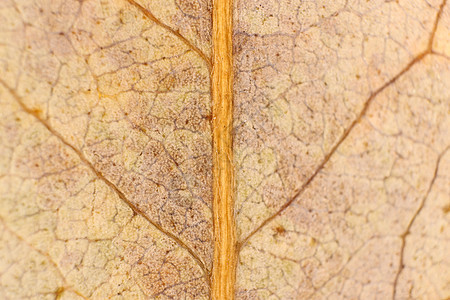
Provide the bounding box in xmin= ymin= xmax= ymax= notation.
xmin=234 ymin=0 xmax=450 ymax=298
xmin=0 ymin=0 xmax=449 ymax=299
xmin=0 ymin=0 xmax=212 ymax=298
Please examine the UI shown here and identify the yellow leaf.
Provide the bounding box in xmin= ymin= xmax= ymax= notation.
xmin=0 ymin=0 xmax=449 ymax=299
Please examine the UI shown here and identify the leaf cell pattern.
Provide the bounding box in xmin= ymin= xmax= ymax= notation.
xmin=234 ymin=0 xmax=450 ymax=298
xmin=0 ymin=0 xmax=212 ymax=298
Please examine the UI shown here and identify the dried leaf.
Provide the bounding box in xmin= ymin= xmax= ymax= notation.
xmin=0 ymin=0 xmax=449 ymax=299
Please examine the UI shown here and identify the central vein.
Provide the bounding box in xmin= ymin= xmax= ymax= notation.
xmin=211 ymin=0 xmax=236 ymax=299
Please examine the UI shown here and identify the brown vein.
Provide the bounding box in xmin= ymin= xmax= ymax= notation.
xmin=429 ymin=0 xmax=448 ymax=51
xmin=125 ymin=0 xmax=212 ymax=70
xmin=392 ymin=146 xmax=449 ymax=299
xmin=211 ymin=0 xmax=236 ymax=299
xmin=0 ymin=80 xmax=208 ymax=277
xmin=239 ymin=0 xmax=448 ymax=248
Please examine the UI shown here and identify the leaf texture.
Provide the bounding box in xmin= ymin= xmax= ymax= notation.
xmin=0 ymin=0 xmax=212 ymax=298
xmin=234 ymin=0 xmax=450 ymax=298
xmin=0 ymin=0 xmax=449 ymax=299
